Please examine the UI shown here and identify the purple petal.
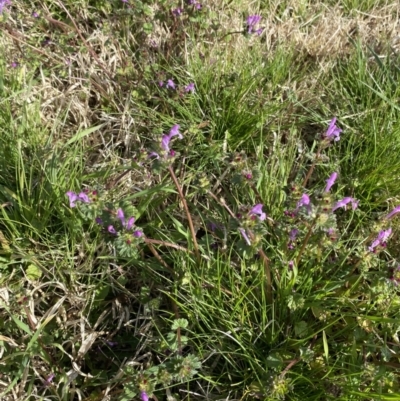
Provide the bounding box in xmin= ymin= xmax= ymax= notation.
xmin=332 ymin=197 xmax=357 ymax=211
xmin=141 ymin=392 xmax=149 ymax=401
xmin=108 ymin=225 xmax=117 ymax=235
xmin=289 ymin=228 xmax=299 ymax=241
xmin=296 ymin=194 xmax=310 ymax=210
xmin=249 ymin=204 xmax=266 ymax=221
xmin=117 ymin=208 xmax=125 ymax=225
xmin=148 ymin=151 xmax=160 ymax=159
xmin=324 ymin=118 xmax=342 ymax=141
xmin=126 ymin=217 xmax=135 ymax=230
xmin=325 ymin=172 xmax=338 ymax=192
xmin=161 ymin=134 xmax=171 ymax=152
xmin=169 ymin=124 xmax=182 ymax=139
xmin=95 ymin=217 xmax=103 ymax=225
xmin=77 ymin=192 xmax=90 ymax=203
xmin=386 ymin=205 xmax=400 ymax=219
xmin=166 ymin=79 xmax=175 ymax=89
xmin=184 ymin=83 xmax=195 ymax=93
xmin=239 ymin=228 xmax=251 ymax=245
xmin=133 ymin=230 xmax=143 ymax=238
xmin=66 ymin=191 xmax=78 ymax=207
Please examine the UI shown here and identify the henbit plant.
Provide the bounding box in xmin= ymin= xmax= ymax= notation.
xmin=60 ymin=117 xmax=400 ymax=400
xmin=3 ymin=1 xmax=400 ymax=400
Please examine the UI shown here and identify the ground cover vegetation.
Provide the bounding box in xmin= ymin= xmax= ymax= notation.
xmin=1 ymin=0 xmax=400 ymax=400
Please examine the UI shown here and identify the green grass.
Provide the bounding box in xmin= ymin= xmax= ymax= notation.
xmin=2 ymin=1 xmax=400 ymax=400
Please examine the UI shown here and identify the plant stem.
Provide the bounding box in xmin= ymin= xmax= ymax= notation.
xmin=168 ymin=165 xmax=201 ymax=262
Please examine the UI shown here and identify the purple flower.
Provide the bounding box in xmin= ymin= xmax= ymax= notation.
xmin=246 ymin=15 xmax=262 ymax=34
xmin=161 ymin=125 xmax=183 ymax=152
xmin=11 ymin=62 xmax=19 ymax=68
xmin=108 ymin=225 xmax=117 ymax=235
xmin=158 ymin=81 xmax=164 ymax=87
xmin=239 ymin=228 xmax=251 ymax=245
xmin=166 ymin=79 xmax=175 ymax=89
xmin=172 ymin=7 xmax=182 ymax=16
xmin=148 ymin=151 xmax=160 ymax=159
xmin=95 ymin=217 xmax=103 ymax=225
xmin=117 ymin=208 xmax=135 ymax=230
xmin=188 ymin=0 xmax=202 ymax=8
xmin=66 ymin=191 xmax=91 ymax=208
xmin=332 ymin=197 xmax=358 ymax=211
xmin=288 ymin=260 xmax=294 ymax=270
xmin=289 ymin=228 xmax=299 ymax=241
xmin=185 ymin=83 xmax=195 ymax=93
xmin=32 ymin=11 xmax=39 ymax=18
xmin=325 ymin=172 xmax=338 ymax=192
xmin=140 ymin=391 xmax=149 ymax=401
xmin=369 ymin=228 xmax=392 ymax=252
xmin=249 ymin=204 xmax=266 ymax=221
xmin=288 ymin=228 xmax=299 ymax=249
xmin=0 ymin=0 xmax=10 ymax=14
xmin=296 ymin=194 xmax=311 ymax=212
xmin=385 ymin=205 xmax=400 ymax=219
xmin=133 ymin=230 xmax=143 ymax=238
xmin=324 ymin=118 xmax=342 ymax=142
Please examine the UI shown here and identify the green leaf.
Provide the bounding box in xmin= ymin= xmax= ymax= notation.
xmin=322 ymin=330 xmax=329 ymax=361
xmin=26 ymin=264 xmax=42 ymax=281
xmin=64 ymin=124 xmax=105 ymax=146
xmin=294 ymin=321 xmax=308 ymax=338
xmin=172 ymin=318 xmax=188 ymax=330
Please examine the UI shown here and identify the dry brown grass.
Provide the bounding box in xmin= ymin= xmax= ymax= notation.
xmin=1 ymin=1 xmax=399 ymax=153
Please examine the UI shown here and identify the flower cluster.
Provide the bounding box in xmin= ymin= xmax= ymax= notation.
xmin=323 ymin=117 xmax=342 ymax=143
xmin=66 ymin=190 xmax=95 ymax=207
xmin=239 ymin=204 xmax=266 ymax=247
xmin=149 ymin=124 xmax=183 ymax=165
xmin=158 ymin=78 xmax=195 ymax=94
xmin=246 ymin=15 xmax=263 ymax=35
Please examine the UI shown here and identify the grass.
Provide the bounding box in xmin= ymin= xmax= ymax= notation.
xmin=2 ymin=0 xmax=400 ymax=400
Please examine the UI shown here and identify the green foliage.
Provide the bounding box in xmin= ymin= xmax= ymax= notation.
xmin=2 ymin=0 xmax=400 ymax=401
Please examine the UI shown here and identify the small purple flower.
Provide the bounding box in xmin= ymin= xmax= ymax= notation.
xmin=117 ymin=208 xmax=135 ymax=230
xmin=133 ymin=230 xmax=143 ymax=238
xmin=158 ymin=81 xmax=164 ymax=87
xmin=239 ymin=228 xmax=251 ymax=245
xmin=141 ymin=391 xmax=149 ymax=401
xmin=0 ymin=0 xmax=11 ymax=14
xmin=385 ymin=205 xmax=400 ymax=219
xmin=324 ymin=118 xmax=342 ymax=142
xmin=249 ymin=204 xmax=266 ymax=221
xmin=188 ymin=0 xmax=202 ymax=8
xmin=148 ymin=151 xmax=160 ymax=159
xmin=296 ymin=194 xmax=311 ymax=212
xmin=288 ymin=260 xmax=294 ymax=270
xmin=172 ymin=7 xmax=182 ymax=16
xmin=246 ymin=15 xmax=262 ymax=34
xmin=95 ymin=217 xmax=103 ymax=225
xmin=369 ymin=228 xmax=392 ymax=252
xmin=288 ymin=228 xmax=299 ymax=249
xmin=166 ymin=79 xmax=175 ymax=89
xmin=161 ymin=124 xmax=182 ymax=152
xmin=11 ymin=62 xmax=19 ymax=68
xmin=332 ymin=197 xmax=358 ymax=211
xmin=325 ymin=172 xmax=338 ymax=192
xmin=66 ymin=191 xmax=91 ymax=207
xmin=32 ymin=11 xmax=39 ymax=18
xmin=44 ymin=373 xmax=55 ymax=386
xmin=117 ymin=208 xmax=125 ymax=225
xmin=289 ymin=228 xmax=299 ymax=241
xmin=184 ymin=83 xmax=195 ymax=93
xmin=108 ymin=225 xmax=117 ymax=235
